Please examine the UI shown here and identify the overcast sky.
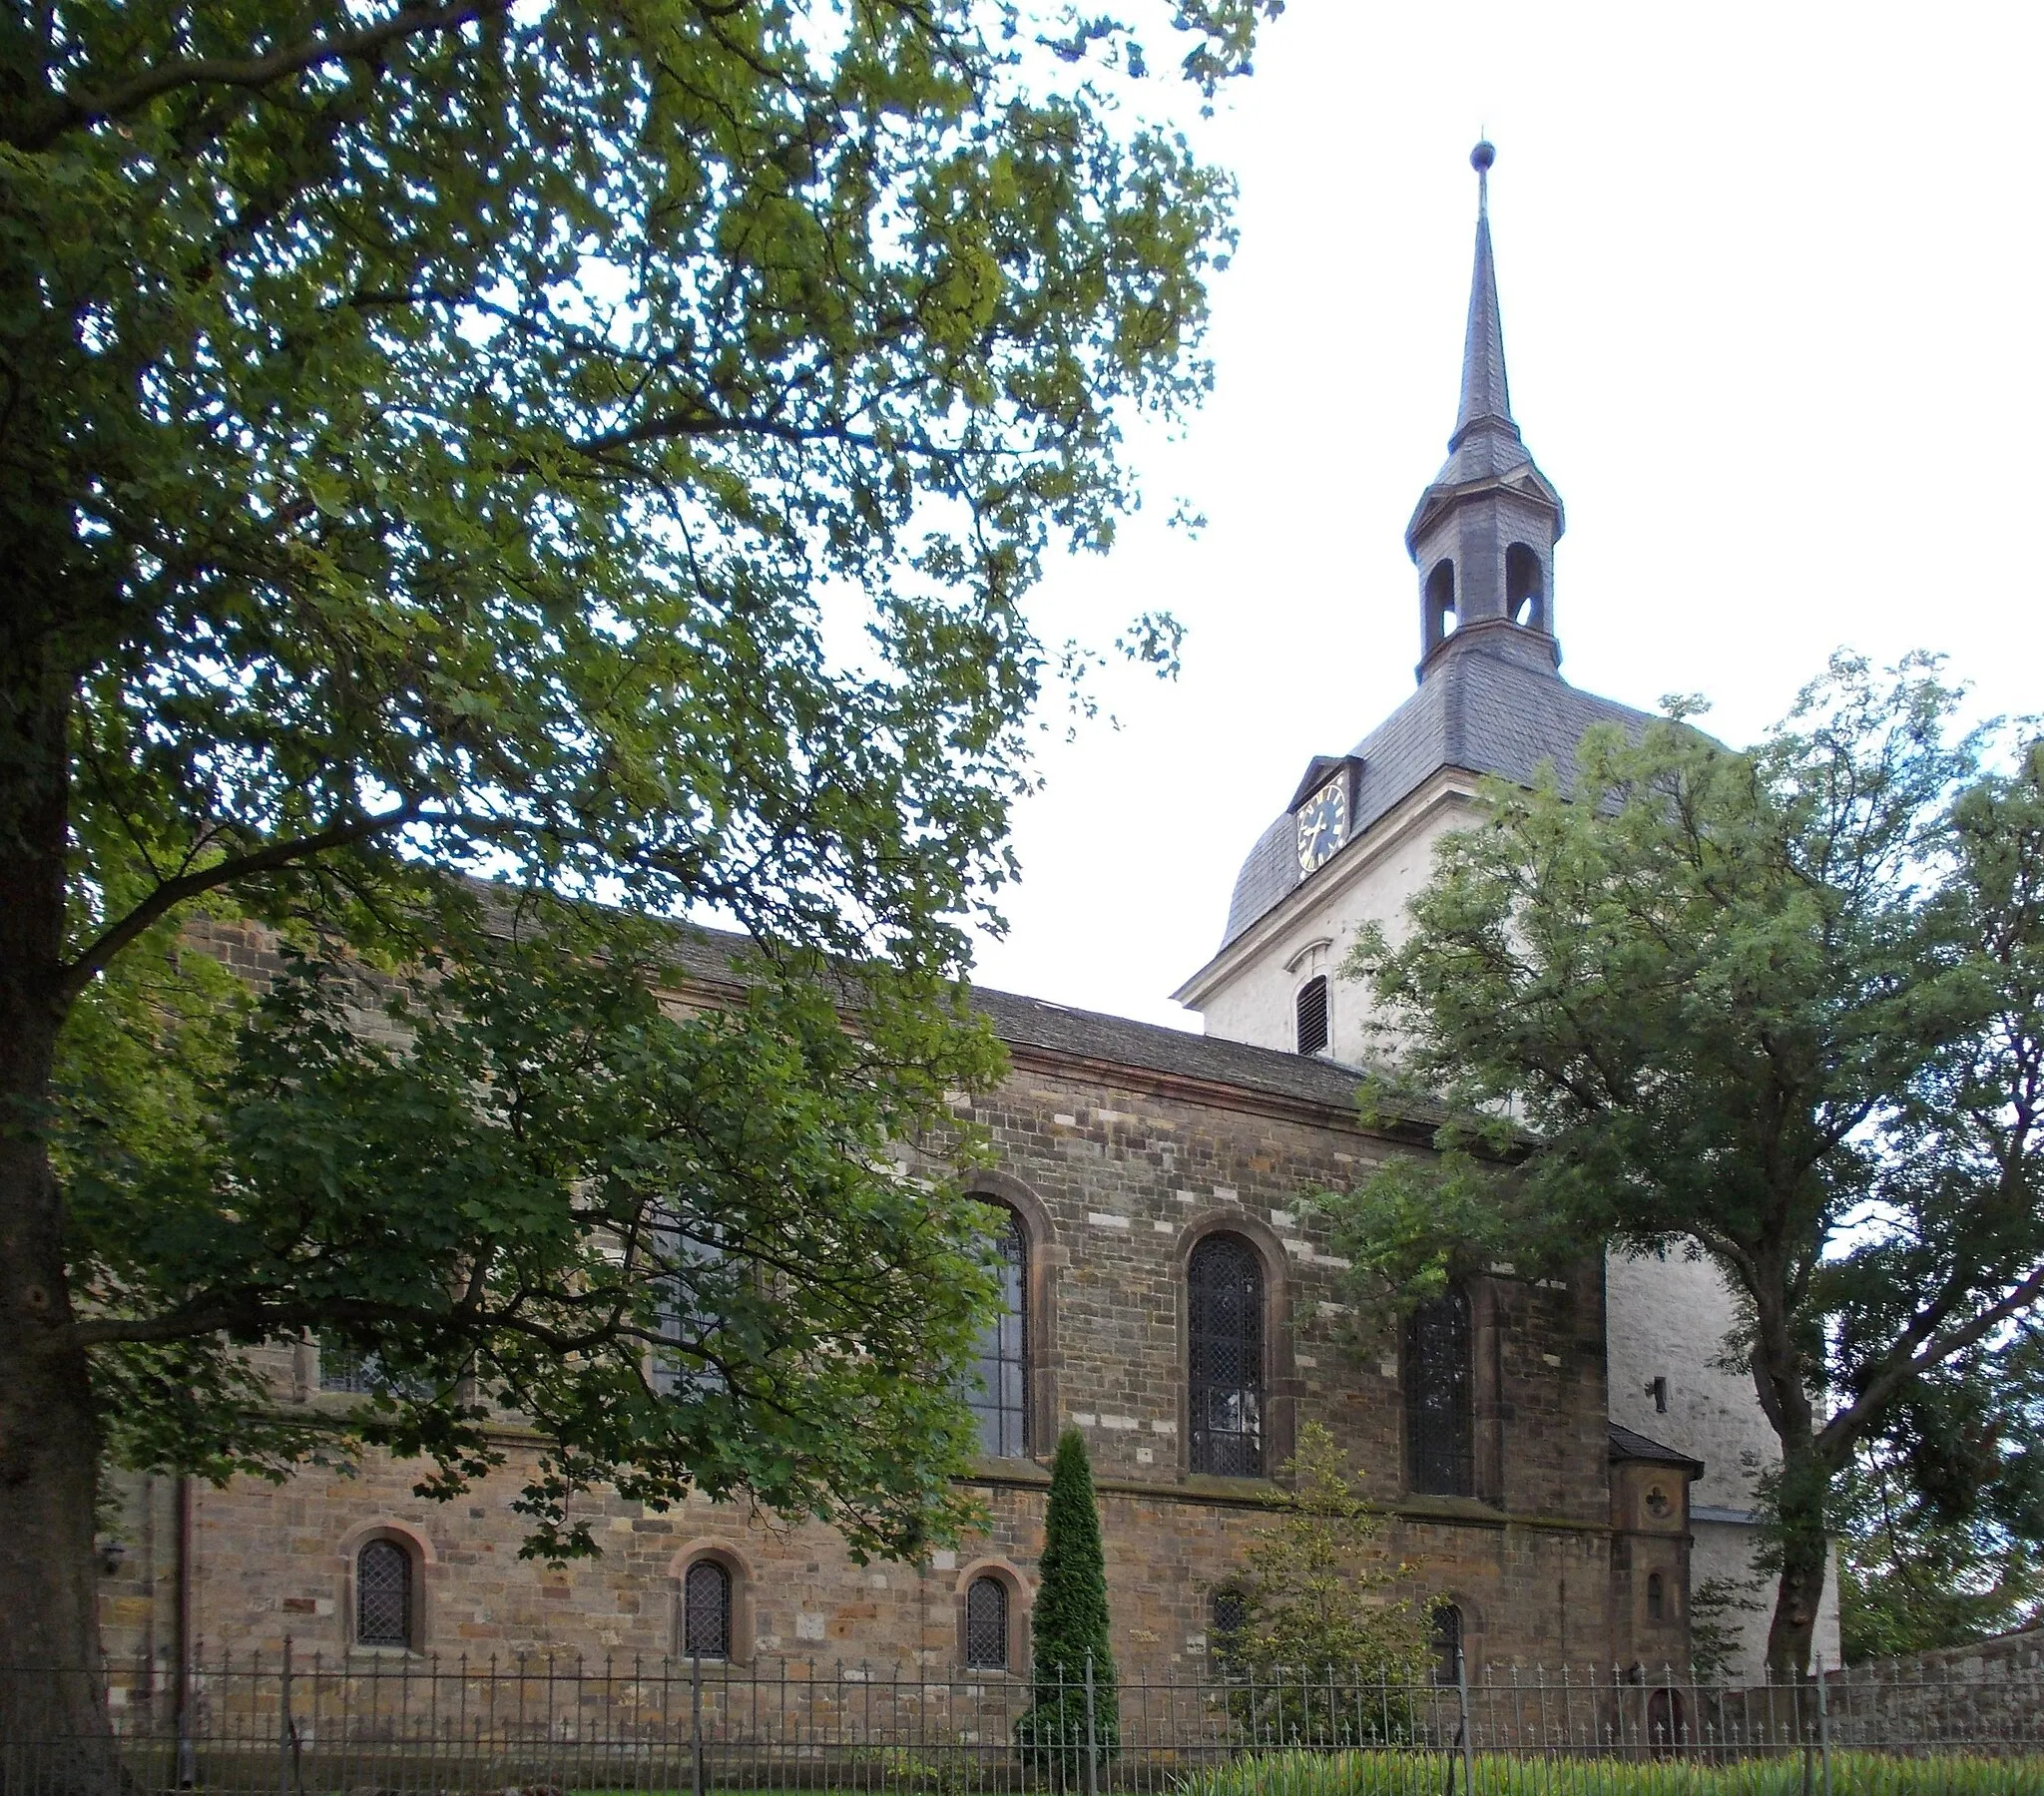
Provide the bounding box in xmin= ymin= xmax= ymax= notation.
xmin=962 ymin=0 xmax=2044 ymax=1031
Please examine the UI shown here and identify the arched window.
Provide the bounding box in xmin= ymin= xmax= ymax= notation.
xmin=1647 ymin=1572 xmax=1666 ymax=1622
xmin=653 ymin=1218 xmax=730 ymax=1399
xmin=355 ymin=1539 xmax=413 ymax=1648
xmin=1406 ymin=1287 xmax=1473 ymax=1496
xmin=1210 ymin=1584 xmax=1250 ymax=1672
xmin=1430 ymin=1604 xmax=1464 ymax=1686
xmin=1189 ymin=1234 xmax=1264 ymax=1477
xmin=964 ymin=1575 xmax=1010 ymax=1670
xmin=1505 ymin=543 xmax=1544 ymax=631
xmin=1425 ymin=561 xmax=1457 ymax=649
xmin=1294 ymin=976 xmax=1329 ymax=1058
xmin=965 ymin=1206 xmax=1028 ymax=1458
xmin=683 ymin=1558 xmax=733 ymax=1660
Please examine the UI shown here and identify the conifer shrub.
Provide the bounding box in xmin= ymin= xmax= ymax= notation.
xmin=1015 ymin=1430 xmax=1119 ymax=1780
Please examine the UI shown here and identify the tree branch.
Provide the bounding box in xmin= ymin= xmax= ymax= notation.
xmin=1816 ymin=1260 xmax=2044 ymax=1462
xmin=13 ymin=0 xmax=511 ymax=153
xmin=57 ymin=804 xmax=425 ymax=1002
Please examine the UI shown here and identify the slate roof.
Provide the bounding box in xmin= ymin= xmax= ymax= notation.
xmin=973 ymin=984 xmax=1436 ymax=1123
xmin=1608 ymin=1422 xmax=1706 ymax=1476
xmin=661 ymin=918 xmax=1434 ymax=1127
xmin=1220 ymin=629 xmax=1657 ymax=949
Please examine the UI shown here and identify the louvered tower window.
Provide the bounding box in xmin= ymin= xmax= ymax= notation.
xmin=964 ymin=1207 xmax=1028 ymax=1458
xmin=1406 ymin=1287 xmax=1474 ymax=1496
xmin=683 ymin=1559 xmax=732 ymax=1659
xmin=964 ymin=1575 xmax=1009 ymax=1669
xmin=1188 ymin=1234 xmax=1264 ymax=1477
xmin=355 ymin=1540 xmax=412 ymax=1647
xmin=1295 ymin=976 xmax=1329 ymax=1057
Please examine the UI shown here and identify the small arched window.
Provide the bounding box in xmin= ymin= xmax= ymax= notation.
xmin=1210 ymin=1584 xmax=1250 ymax=1672
xmin=1189 ymin=1234 xmax=1265 ymax=1477
xmin=1294 ymin=976 xmax=1329 ymax=1058
xmin=1506 ymin=543 xmax=1544 ymax=631
xmin=683 ymin=1558 xmax=733 ymax=1660
xmin=964 ymin=1575 xmax=1010 ymax=1670
xmin=1425 ymin=560 xmax=1457 ymax=649
xmin=355 ymin=1539 xmax=413 ymax=1648
xmin=1647 ymin=1572 xmax=1666 ymax=1622
xmin=1430 ymin=1604 xmax=1464 ymax=1686
xmin=965 ymin=1206 xmax=1028 ymax=1458
xmin=1406 ymin=1287 xmax=1473 ymax=1496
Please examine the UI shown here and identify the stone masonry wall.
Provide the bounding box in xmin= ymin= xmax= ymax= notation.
xmin=106 ymin=1026 xmax=1627 ymax=1685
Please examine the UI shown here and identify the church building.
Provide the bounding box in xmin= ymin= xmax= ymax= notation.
xmin=99 ymin=149 xmax=1835 ymax=1695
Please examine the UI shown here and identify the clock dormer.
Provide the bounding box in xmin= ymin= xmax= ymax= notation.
xmin=1288 ymin=755 xmax=1364 ymax=878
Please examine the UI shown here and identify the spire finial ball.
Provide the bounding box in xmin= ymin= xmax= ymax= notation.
xmin=1470 ymin=141 xmax=1495 ymax=174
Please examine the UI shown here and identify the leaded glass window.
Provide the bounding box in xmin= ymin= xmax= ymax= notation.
xmin=1430 ymin=1604 xmax=1464 ymax=1686
xmin=653 ymin=1218 xmax=731 ymax=1399
xmin=1210 ymin=1584 xmax=1250 ymax=1672
xmin=355 ymin=1540 xmax=412 ymax=1647
xmin=1189 ymin=1234 xmax=1263 ymax=1477
xmin=683 ymin=1559 xmax=732 ymax=1659
xmin=321 ymin=1344 xmax=382 ymax=1394
xmin=965 ymin=1207 xmax=1027 ymax=1459
xmin=964 ymin=1575 xmax=1009 ymax=1670
xmin=1406 ymin=1288 xmax=1473 ymax=1496
xmin=321 ymin=1342 xmax=428 ymax=1398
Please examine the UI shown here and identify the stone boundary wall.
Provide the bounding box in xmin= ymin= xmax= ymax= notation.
xmin=1819 ymin=1628 xmax=2044 ymax=1746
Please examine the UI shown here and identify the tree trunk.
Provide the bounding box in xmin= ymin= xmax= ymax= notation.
xmin=1764 ymin=1442 xmax=1831 ymax=1680
xmin=0 ymin=655 xmax=117 ymax=1785
xmin=1748 ymin=1268 xmax=1830 ymax=1682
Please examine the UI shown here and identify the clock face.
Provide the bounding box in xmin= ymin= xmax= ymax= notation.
xmin=1295 ymin=777 xmax=1347 ymax=874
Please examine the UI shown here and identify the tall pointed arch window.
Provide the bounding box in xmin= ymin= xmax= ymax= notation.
xmin=1406 ymin=1287 xmax=1473 ymax=1496
xmin=965 ymin=1205 xmax=1028 ymax=1458
xmin=1189 ymin=1234 xmax=1264 ymax=1477
xmin=652 ymin=1216 xmax=731 ymax=1400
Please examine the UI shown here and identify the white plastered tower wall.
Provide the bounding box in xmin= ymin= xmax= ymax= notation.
xmin=1173 ymin=144 xmax=1836 ymax=1681
xmin=1191 ymin=775 xmax=1475 ymax=1067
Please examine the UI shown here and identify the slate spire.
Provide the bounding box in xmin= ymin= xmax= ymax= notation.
xmin=1404 ymin=142 xmax=1565 ymax=675
xmin=1454 ymin=141 xmax=1512 ymax=438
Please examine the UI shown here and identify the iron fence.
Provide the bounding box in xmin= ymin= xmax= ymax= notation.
xmin=4 ymin=1648 xmax=2042 ymax=1795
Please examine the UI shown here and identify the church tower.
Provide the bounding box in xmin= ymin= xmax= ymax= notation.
xmin=1407 ymin=142 xmax=1565 ymax=670
xmin=1172 ymin=147 xmax=1831 ymax=1681
xmin=1175 ymin=143 xmax=1657 ymax=1056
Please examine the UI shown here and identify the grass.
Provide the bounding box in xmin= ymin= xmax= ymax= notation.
xmin=1171 ymin=1747 xmax=2044 ymax=1796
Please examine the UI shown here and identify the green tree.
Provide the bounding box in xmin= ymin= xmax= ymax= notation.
xmin=1319 ymin=655 xmax=2044 ymax=1678
xmin=1016 ymin=1430 xmax=1118 ymax=1778
xmin=0 ymin=0 xmax=1276 ymax=1746
xmin=1834 ymin=1325 xmax=2044 ymax=1661
xmin=1210 ymin=1422 xmax=1430 ymax=1739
